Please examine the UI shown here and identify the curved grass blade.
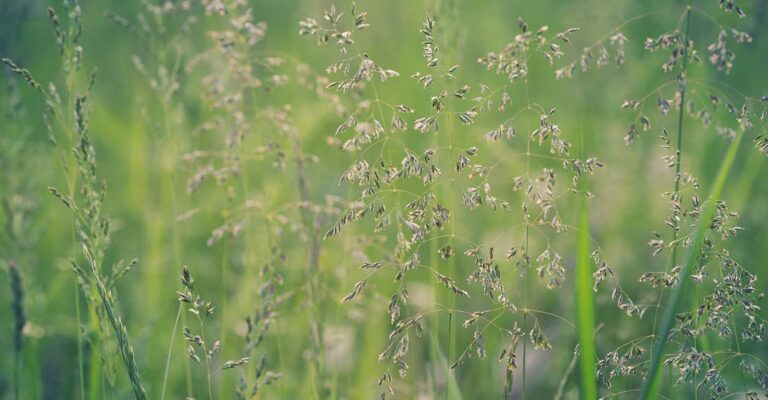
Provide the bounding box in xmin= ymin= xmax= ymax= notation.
xmin=641 ymin=131 xmax=744 ymax=400
xmin=428 ymin=329 xmax=465 ymax=400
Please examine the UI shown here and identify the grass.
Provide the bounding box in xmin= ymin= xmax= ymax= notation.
xmin=642 ymin=129 xmax=745 ymax=400
xmin=575 ymin=197 xmax=597 ymax=400
xmin=1 ymin=0 xmax=767 ymax=399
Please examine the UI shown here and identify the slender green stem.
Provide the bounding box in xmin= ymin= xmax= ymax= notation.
xmin=161 ymin=303 xmax=183 ymax=400
xmin=290 ymin=117 xmax=324 ymax=399
xmin=75 ymin=282 xmax=86 ymax=399
xmin=521 ymin=231 xmax=528 ymax=400
xmin=521 ymin=49 xmax=533 ymax=400
xmin=88 ymin=307 xmax=101 ymax=400
xmin=62 ymin=25 xmax=87 ymax=400
xmin=439 ymin=28 xmax=459 ymax=389
xmin=198 ymin=317 xmax=214 ymax=400
xmin=445 ymin=112 xmax=458 ymax=400
xmin=669 ymin=4 xmax=693 ymax=295
xmin=429 ymin=205 xmax=441 ymax=398
xmin=217 ymin=229 xmax=229 ymax=398
xmin=647 ymin=5 xmax=692 ymax=396
xmin=155 ymin=47 xmax=192 ymax=396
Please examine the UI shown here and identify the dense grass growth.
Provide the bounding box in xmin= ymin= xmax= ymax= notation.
xmin=1 ymin=0 xmax=767 ymax=399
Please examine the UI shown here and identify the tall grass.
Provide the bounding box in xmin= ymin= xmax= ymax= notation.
xmin=1 ymin=0 xmax=766 ymax=399
xmin=642 ymin=129 xmax=745 ymax=400
xmin=3 ymin=2 xmax=149 ymax=397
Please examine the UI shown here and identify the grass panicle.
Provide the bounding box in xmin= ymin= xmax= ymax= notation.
xmin=642 ymin=130 xmax=745 ymax=400
xmin=1 ymin=1 xmax=766 ymax=399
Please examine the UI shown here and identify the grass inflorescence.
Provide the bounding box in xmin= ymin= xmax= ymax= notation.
xmin=1 ymin=0 xmax=767 ymax=399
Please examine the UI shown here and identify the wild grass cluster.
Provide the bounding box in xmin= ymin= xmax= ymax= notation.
xmin=1 ymin=0 xmax=767 ymax=399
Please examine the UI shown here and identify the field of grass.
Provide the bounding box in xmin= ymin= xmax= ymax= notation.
xmin=1 ymin=0 xmax=768 ymax=399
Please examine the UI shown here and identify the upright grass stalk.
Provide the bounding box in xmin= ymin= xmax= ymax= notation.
xmin=161 ymin=304 xmax=183 ymax=400
xmin=430 ymin=5 xmax=463 ymax=396
xmin=641 ymin=130 xmax=744 ymax=400
xmin=153 ymin=26 xmax=193 ymax=400
xmin=444 ymin=108 xmax=459 ymax=400
xmin=441 ymin=31 xmax=460 ymax=400
xmin=106 ymin=9 xmax=194 ymax=397
xmin=429 ymin=213 xmax=441 ymax=396
xmin=217 ymin=211 xmax=231 ymax=399
xmin=59 ymin=12 xmax=92 ymax=397
xmin=75 ymin=277 xmax=85 ymax=400
xmin=3 ymin=7 xmax=149 ymax=396
xmin=575 ymin=200 xmax=597 ymax=400
xmin=521 ymin=48 xmax=533 ymax=400
xmin=647 ymin=6 xmax=701 ymax=396
xmin=7 ymin=4 xmax=96 ymax=393
xmin=288 ymin=115 xmax=325 ymax=399
xmin=669 ymin=4 xmax=692 ymax=279
xmin=61 ymin=13 xmax=90 ymax=397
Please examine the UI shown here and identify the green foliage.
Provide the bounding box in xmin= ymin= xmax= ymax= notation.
xmin=1 ymin=0 xmax=767 ymax=399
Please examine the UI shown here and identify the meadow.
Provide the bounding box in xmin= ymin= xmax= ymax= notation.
xmin=1 ymin=0 xmax=768 ymax=399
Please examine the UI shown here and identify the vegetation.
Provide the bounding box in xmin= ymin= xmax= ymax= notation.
xmin=1 ymin=0 xmax=767 ymax=399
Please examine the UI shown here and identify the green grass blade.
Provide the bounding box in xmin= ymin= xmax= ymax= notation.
xmin=641 ymin=131 xmax=744 ymax=400
xmin=428 ymin=329 xmax=465 ymax=400
xmin=576 ymin=197 xmax=597 ymax=399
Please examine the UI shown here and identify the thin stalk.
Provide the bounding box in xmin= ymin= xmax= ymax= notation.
xmin=438 ymin=7 xmax=462 ymax=392
xmin=238 ymin=95 xmax=274 ymax=396
xmin=429 ymin=208 xmax=441 ymax=397
xmin=161 ymin=304 xmax=184 ymax=400
xmin=521 ymin=229 xmax=528 ymax=400
xmin=63 ymin=34 xmax=87 ymax=400
xmin=521 ymin=50 xmax=533 ymax=400
xmin=445 ymin=113 xmax=458 ymax=400
xmin=641 ymin=130 xmax=744 ymax=400
xmin=649 ymin=5 xmax=699 ymax=395
xmin=155 ymin=45 xmax=193 ymax=397
xmin=434 ymin=58 xmax=458 ymax=400
xmin=555 ymin=345 xmax=580 ymax=400
xmin=217 ymin=227 xmax=230 ymax=399
xmin=198 ymin=318 xmax=214 ymax=400
xmin=650 ymin=3 xmax=692 ymax=392
xmin=669 ymin=4 xmax=693 ymax=298
xmin=255 ymin=121 xmax=287 ymax=396
xmin=427 ymin=47 xmax=442 ymax=394
xmin=429 ymin=327 xmax=465 ymax=400
xmin=88 ymin=307 xmax=101 ymax=400
xmin=75 ymin=281 xmax=86 ymax=399
xmin=290 ymin=121 xmax=324 ymax=398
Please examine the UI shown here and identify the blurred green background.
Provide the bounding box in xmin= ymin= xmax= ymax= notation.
xmin=1 ymin=0 xmax=767 ymax=399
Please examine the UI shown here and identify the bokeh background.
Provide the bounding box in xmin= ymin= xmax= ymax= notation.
xmin=1 ymin=0 xmax=767 ymax=399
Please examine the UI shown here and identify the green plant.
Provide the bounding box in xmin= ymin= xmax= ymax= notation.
xmin=2 ymin=0 xmax=767 ymax=399
xmin=560 ymin=2 xmax=767 ymax=398
xmin=3 ymin=2 xmax=148 ymax=398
